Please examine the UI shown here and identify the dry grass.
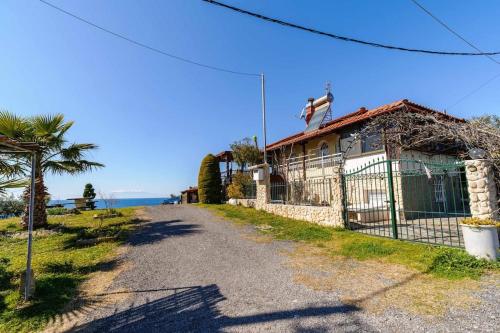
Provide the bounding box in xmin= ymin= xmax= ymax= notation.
xmin=286 ymin=244 xmax=487 ymax=316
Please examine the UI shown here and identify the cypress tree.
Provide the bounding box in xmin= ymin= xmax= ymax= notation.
xmin=198 ymin=154 xmax=222 ymax=204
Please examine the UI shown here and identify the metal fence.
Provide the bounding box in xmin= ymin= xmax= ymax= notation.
xmin=270 ymin=178 xmax=333 ymax=206
xmin=242 ymin=182 xmax=257 ymax=199
xmin=342 ymin=158 xmax=471 ymax=247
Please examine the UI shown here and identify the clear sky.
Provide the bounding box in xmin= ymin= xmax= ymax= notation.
xmin=1 ymin=0 xmax=499 ymax=199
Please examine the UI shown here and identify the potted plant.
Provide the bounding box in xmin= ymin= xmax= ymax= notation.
xmin=460 ymin=217 xmax=499 ymax=261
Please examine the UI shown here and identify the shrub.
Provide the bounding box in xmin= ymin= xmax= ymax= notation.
xmin=198 ymin=154 xmax=222 ymax=204
xmin=227 ymin=183 xmax=243 ymax=199
xmin=47 ymin=207 xmax=68 ymax=215
xmin=461 ymin=217 xmax=500 ymax=227
xmin=428 ymin=248 xmax=498 ymax=279
xmin=0 ymin=195 xmax=24 ymax=217
xmin=227 ymin=172 xmax=253 ymax=199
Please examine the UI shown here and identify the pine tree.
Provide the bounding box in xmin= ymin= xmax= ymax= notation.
xmin=83 ymin=183 xmax=97 ymax=210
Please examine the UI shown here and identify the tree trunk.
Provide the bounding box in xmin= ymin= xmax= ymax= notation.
xmin=21 ymin=172 xmax=48 ymax=229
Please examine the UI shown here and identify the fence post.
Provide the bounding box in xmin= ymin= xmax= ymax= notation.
xmin=386 ymin=160 xmax=399 ymax=239
xmin=341 ymin=173 xmax=349 ymax=228
xmin=465 ymin=160 xmax=499 ymax=220
xmin=254 ymin=164 xmax=270 ymax=210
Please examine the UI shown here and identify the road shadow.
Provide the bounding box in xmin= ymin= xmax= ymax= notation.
xmin=127 ymin=219 xmax=201 ymax=247
xmin=70 ymin=284 xmax=372 ymax=333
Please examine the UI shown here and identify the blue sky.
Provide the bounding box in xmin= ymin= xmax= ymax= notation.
xmin=1 ymin=0 xmax=499 ymax=199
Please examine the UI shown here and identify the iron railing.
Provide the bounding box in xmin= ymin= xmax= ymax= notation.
xmin=281 ymin=152 xmax=342 ymax=171
xmin=271 ymin=178 xmax=333 ymax=206
xmin=242 ymin=182 xmax=257 ymax=199
xmin=343 ymin=158 xmax=471 ymax=247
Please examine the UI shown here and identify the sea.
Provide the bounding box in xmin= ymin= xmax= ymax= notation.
xmin=49 ymin=197 xmax=178 ymax=209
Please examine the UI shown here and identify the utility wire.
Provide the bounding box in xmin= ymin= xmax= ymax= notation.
xmin=410 ymin=0 xmax=500 ymax=65
xmin=409 ymin=0 xmax=500 ymax=108
xmin=447 ymin=72 xmax=500 ymax=110
xmin=203 ymin=0 xmax=500 ymax=56
xmin=38 ymin=0 xmax=260 ymax=77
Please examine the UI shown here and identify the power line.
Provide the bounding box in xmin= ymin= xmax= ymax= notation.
xmin=410 ymin=0 xmax=500 ymax=65
xmin=203 ymin=0 xmax=500 ymax=56
xmin=38 ymin=0 xmax=260 ymax=77
xmin=447 ymin=72 xmax=500 ymax=110
xmin=408 ymin=0 xmax=500 ymax=108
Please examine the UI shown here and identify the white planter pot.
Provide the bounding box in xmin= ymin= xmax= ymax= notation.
xmin=228 ymin=198 xmax=238 ymax=205
xmin=460 ymin=224 xmax=499 ymax=261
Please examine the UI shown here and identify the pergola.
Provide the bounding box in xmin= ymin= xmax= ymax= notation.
xmin=216 ymin=150 xmax=234 ymax=184
xmin=0 ymin=135 xmax=39 ymax=300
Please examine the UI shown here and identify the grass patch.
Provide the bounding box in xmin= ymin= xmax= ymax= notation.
xmin=202 ymin=204 xmax=499 ymax=280
xmin=341 ymin=241 xmax=397 ymax=259
xmin=0 ymin=208 xmax=141 ymax=333
xmin=428 ymin=248 xmax=498 ymax=280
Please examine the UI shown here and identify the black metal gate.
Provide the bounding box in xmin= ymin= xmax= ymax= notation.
xmin=342 ymin=158 xmax=471 ymax=247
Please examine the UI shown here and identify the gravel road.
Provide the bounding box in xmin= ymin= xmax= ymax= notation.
xmin=70 ymin=205 xmax=498 ymax=333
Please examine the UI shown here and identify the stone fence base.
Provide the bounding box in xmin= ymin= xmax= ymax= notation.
xmin=230 ymin=199 xmax=343 ymax=227
xmin=230 ymin=198 xmax=256 ymax=208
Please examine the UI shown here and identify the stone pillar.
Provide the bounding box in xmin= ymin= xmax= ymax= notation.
xmin=331 ymin=166 xmax=345 ymax=226
xmin=465 ymin=160 xmax=499 ymax=220
xmin=255 ymin=164 xmax=270 ymax=210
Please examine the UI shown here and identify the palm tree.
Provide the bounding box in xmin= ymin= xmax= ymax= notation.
xmin=0 ymin=111 xmax=104 ymax=228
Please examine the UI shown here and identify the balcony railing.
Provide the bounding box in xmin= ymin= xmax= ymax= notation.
xmin=273 ymin=153 xmax=343 ymax=176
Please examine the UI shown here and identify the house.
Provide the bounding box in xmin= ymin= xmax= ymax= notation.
xmin=181 ymin=187 xmax=198 ymax=204
xmin=265 ymin=92 xmax=470 ymax=234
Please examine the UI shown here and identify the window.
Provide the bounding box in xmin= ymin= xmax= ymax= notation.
xmin=361 ymin=132 xmax=382 ymax=153
xmin=320 ymin=143 xmax=329 ymax=157
xmin=340 ymin=130 xmax=360 ymax=156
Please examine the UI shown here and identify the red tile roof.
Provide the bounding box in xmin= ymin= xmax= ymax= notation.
xmin=266 ymin=99 xmax=463 ymax=151
xmin=181 ymin=187 xmax=198 ymax=194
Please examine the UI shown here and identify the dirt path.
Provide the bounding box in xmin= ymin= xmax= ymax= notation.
xmin=64 ymin=205 xmax=497 ymax=332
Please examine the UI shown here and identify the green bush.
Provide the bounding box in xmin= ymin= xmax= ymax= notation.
xmin=47 ymin=207 xmax=68 ymax=215
xmin=226 ymin=172 xmax=253 ymax=199
xmin=0 ymin=195 xmax=24 ymax=217
xmin=429 ymin=248 xmax=498 ymax=279
xmin=198 ymin=154 xmax=222 ymax=204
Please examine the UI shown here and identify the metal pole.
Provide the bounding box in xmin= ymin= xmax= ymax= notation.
xmin=386 ymin=159 xmax=399 ymax=239
xmin=24 ymin=152 xmax=36 ymax=301
xmin=261 ymin=73 xmax=267 ymax=164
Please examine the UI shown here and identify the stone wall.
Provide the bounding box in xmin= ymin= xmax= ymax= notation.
xmin=246 ymin=164 xmax=345 ymax=227
xmin=465 ymin=160 xmax=499 ymax=220
xmin=231 ymin=198 xmax=256 ymax=208
xmin=260 ymin=203 xmax=343 ymax=227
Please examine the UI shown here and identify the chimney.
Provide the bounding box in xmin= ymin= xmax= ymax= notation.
xmin=305 ymin=97 xmax=315 ymax=125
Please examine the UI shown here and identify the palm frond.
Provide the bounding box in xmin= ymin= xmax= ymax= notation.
xmin=44 ymin=160 xmax=104 ymax=175
xmin=0 ymin=178 xmax=29 ymax=194
xmin=0 ymin=159 xmax=23 ymax=177
xmin=0 ymin=110 xmax=30 ymax=139
xmin=30 ymin=114 xmax=66 ymax=137
xmin=60 ymin=143 xmax=99 ymax=161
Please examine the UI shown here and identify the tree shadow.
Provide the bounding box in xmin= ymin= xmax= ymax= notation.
xmin=61 ymin=219 xmax=148 ymax=249
xmin=69 ymin=284 xmax=372 ymax=333
xmin=127 ymin=219 xmax=201 ymax=247
xmin=43 ymin=259 xmax=118 ymax=275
